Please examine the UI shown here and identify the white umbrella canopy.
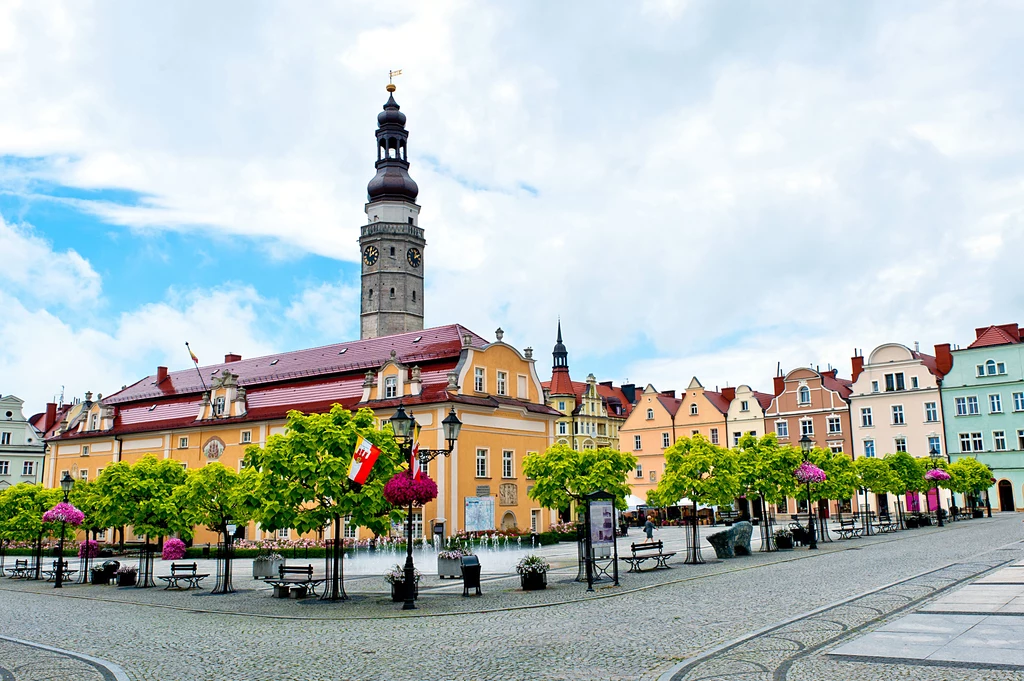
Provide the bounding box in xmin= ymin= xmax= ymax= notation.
xmin=673 ymin=498 xmax=716 ymax=511
xmin=623 ymin=494 xmax=646 ymax=511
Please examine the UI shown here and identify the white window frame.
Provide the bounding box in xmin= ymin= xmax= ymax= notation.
xmin=740 ymin=401 xmax=749 ymax=412
xmin=496 ymin=371 xmax=508 ymax=396
xmin=884 ymin=372 xmax=905 ymax=392
xmin=214 ymin=396 xmax=226 ymax=416
xmin=911 ymin=376 xmax=919 ymax=389
xmin=800 ymin=418 xmax=813 ymax=436
xmin=558 ymin=422 xmax=567 ymax=435
xmin=955 ymin=397 xmax=967 ymax=416
xmin=241 ymin=430 xmax=252 ymax=444
xmin=634 ymin=435 xmax=642 ymax=450
xmin=732 ymin=431 xmax=741 ymax=447
xmin=827 ymin=415 xmax=842 ymax=434
xmin=891 ymin=405 xmax=905 ymax=426
xmin=1018 ymin=429 xmax=1024 ymax=451
xmin=775 ymin=421 xmax=789 ymax=438
xmin=646 ymin=408 xmax=654 ymax=420
xmin=689 ymin=403 xmax=698 ymax=415
xmin=178 ymin=436 xmax=189 ymax=449
xmin=924 ymin=402 xmax=938 ymax=422
xmin=0 ymin=460 xmax=8 ymax=475
xmin=81 ymin=445 xmax=89 ymax=456
xmin=277 ymin=528 xmax=290 ymax=540
xmin=710 ymin=427 xmax=719 ymax=445
xmin=90 ymin=414 xmax=98 ymax=430
xmin=635 ymin=462 xmax=643 ymax=479
xmin=959 ymin=432 xmax=972 ymax=452
xmin=343 ymin=515 xmax=357 ymax=539
xmin=967 ymin=396 xmax=980 ymax=415
xmin=502 ymin=450 xmax=514 ymax=479
xmin=990 ymin=393 xmax=1002 ymax=414
xmin=1013 ymin=392 xmax=1024 ymax=412
xmin=864 ymin=440 xmax=875 ymax=457
xmin=894 ymin=436 xmax=907 ymax=453
xmin=476 ymin=448 xmax=489 ymax=478
xmin=558 ymin=401 xmax=565 ymax=411
xmin=0 ymin=432 xmax=10 ymax=446
xmin=928 ymin=436 xmax=941 ymax=455
xmin=22 ymin=461 xmax=34 ymax=476
xmin=80 ymin=469 xmax=89 ymax=481
xmin=474 ymin=367 xmax=485 ymax=392
xmin=871 ymin=380 xmax=879 ymax=393
xmin=384 ymin=376 xmax=398 ymax=399
xmin=861 ymin=407 xmax=873 ymax=427
xmin=994 ymin=431 xmax=1007 ymax=451
xmin=662 ymin=432 xmax=670 ymax=448
xmin=798 ymin=386 xmax=811 ymax=405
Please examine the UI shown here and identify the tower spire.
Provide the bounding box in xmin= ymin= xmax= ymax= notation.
xmin=552 ymin=320 xmax=568 ymax=369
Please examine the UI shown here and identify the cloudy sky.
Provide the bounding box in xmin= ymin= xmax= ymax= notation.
xmin=1 ymin=1 xmax=1021 ymax=411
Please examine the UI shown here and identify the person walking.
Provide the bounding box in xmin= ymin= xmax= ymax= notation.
xmin=644 ymin=516 xmax=655 ymax=541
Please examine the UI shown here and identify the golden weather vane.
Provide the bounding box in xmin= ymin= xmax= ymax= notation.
xmin=387 ymin=69 xmax=402 ymax=92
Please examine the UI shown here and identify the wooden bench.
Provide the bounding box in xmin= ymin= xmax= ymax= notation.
xmin=835 ymin=518 xmax=862 ymax=539
xmin=265 ymin=564 xmax=325 ymax=598
xmin=157 ymin=562 xmax=210 ymax=590
xmin=874 ymin=514 xmax=899 ymax=533
xmin=42 ymin=560 xmax=79 ymax=582
xmin=5 ymin=559 xmax=35 ymax=579
xmin=622 ymin=541 xmax=676 ymax=573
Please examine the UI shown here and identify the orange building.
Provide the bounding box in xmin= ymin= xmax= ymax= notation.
xmin=617 ymin=385 xmax=681 ymax=500
xmin=674 ymin=377 xmax=729 ymax=447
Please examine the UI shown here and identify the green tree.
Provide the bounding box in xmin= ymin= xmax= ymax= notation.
xmin=95 ymin=455 xmax=190 ymax=543
xmin=243 ymin=405 xmax=405 ymax=600
xmin=0 ymin=483 xmax=62 ymax=577
xmin=736 ymin=433 xmax=801 ymax=507
xmin=883 ymin=452 xmax=925 ymax=523
xmin=813 ymin=450 xmax=860 ymax=512
xmin=948 ymin=458 xmax=994 ymax=512
xmin=69 ymin=480 xmax=109 ymax=542
xmin=523 ymin=444 xmax=637 ymax=514
xmin=651 ymin=436 xmax=739 ymax=563
xmin=853 ymin=456 xmax=896 ymax=532
xmin=172 ymin=463 xmax=258 ymax=594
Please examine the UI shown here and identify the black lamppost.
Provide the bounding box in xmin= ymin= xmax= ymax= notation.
xmin=390 ymin=404 xmax=462 ymax=610
xmin=929 ymin=445 xmax=944 ymax=527
xmin=799 ymin=434 xmax=817 ymax=550
xmin=54 ymin=472 xmax=74 ymax=589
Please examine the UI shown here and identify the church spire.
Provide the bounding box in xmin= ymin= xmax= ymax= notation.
xmin=366 ymin=83 xmax=419 ymax=202
xmin=552 ymin=320 xmax=568 ymax=369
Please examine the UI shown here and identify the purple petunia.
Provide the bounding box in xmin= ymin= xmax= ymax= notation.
xmin=794 ymin=461 xmax=827 ymax=484
xmin=42 ymin=502 xmax=85 ymax=526
xmin=383 ymin=470 xmax=438 ymax=506
xmin=925 ymin=468 xmax=951 ymax=482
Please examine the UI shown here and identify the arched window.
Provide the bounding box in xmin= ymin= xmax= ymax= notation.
xmin=798 ymin=386 xmax=811 ymax=405
xmin=646 ymin=408 xmax=654 ymax=420
xmin=987 ymin=359 xmax=997 ymax=375
xmin=690 ymin=403 xmax=698 ymax=415
xmin=368 ymin=288 xmax=373 ymax=299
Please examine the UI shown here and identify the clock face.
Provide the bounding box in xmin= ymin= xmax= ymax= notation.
xmin=407 ymin=248 xmax=422 ymax=268
xmin=363 ymin=245 xmax=379 ymax=266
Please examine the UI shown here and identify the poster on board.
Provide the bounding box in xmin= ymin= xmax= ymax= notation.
xmin=590 ymin=500 xmax=615 ymax=547
xmin=464 ymin=496 xmax=495 ymax=532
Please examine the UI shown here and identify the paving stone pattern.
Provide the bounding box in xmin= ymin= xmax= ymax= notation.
xmin=0 ymin=515 xmax=1021 ymax=680
xmin=0 ymin=638 xmax=117 ymax=681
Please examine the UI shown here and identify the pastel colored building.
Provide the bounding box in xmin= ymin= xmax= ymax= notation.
xmin=0 ymin=395 xmax=48 ymax=489
xmin=542 ymin=323 xmax=633 ymax=451
xmin=45 ymin=87 xmax=562 ymax=542
xmin=674 ymin=378 xmax=729 ymax=448
xmin=723 ymin=385 xmax=774 ymax=447
xmin=617 ymin=385 xmax=681 ymax=500
xmin=848 ymin=343 xmax=950 ymax=514
xmin=940 ymin=323 xmax=1024 ymax=512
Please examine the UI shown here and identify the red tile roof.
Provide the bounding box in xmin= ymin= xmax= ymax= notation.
xmin=105 ymin=324 xmax=488 ymax=404
xmin=968 ymin=324 xmax=1022 ymax=349
xmin=49 ymin=325 xmax=559 ymax=441
xmin=752 ymin=391 xmax=774 ymax=411
xmin=702 ymin=390 xmax=731 ymax=415
xmin=657 ymin=394 xmax=682 ymax=417
xmin=542 ymin=377 xmax=634 ymax=418
xmin=547 ymin=367 xmax=576 ymax=397
xmin=911 ymin=351 xmax=942 ymax=377
xmin=821 ymin=370 xmax=853 ymax=401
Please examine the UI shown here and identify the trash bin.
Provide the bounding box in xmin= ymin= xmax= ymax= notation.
xmin=460 ymin=555 xmax=481 ymax=597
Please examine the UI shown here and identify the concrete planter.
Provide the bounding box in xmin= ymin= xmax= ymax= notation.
xmin=437 ymin=557 xmax=463 ymax=579
xmin=252 ymin=557 xmax=284 ymax=580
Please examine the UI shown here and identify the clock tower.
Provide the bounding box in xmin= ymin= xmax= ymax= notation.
xmin=359 ymin=83 xmax=426 ymax=340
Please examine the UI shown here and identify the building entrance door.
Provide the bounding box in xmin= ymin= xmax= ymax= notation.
xmin=998 ymin=480 xmax=1015 ymax=512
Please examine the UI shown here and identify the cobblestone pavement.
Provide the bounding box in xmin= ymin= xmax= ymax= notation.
xmin=0 ymin=515 xmax=1020 ymax=680
xmin=0 ymin=636 xmax=126 ymax=681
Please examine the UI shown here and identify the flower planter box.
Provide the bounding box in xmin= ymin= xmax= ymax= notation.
xmin=775 ymin=537 xmax=794 ymax=550
xmin=973 ymin=509 xmax=985 ymax=519
xmin=252 ymin=557 xmax=284 ymax=580
xmin=905 ymin=517 xmax=919 ymax=529
xmin=520 ymin=572 xmax=547 ymax=591
xmin=437 ymin=557 xmax=463 ymax=579
xmin=90 ymin=569 xmax=110 ymax=585
xmin=391 ymin=580 xmax=419 ymax=602
xmin=116 ymin=572 xmax=137 ymax=587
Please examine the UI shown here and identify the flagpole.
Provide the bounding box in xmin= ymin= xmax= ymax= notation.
xmin=185 ymin=342 xmax=208 ymax=392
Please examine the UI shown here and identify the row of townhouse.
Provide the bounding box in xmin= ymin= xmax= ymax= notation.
xmin=607 ymin=322 xmax=1024 ymax=517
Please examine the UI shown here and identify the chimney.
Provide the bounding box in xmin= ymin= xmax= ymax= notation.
xmin=156 ymin=366 xmax=168 ymax=384
xmin=721 ymin=387 xmax=736 ymax=402
xmin=224 ymin=353 xmax=242 ymax=363
xmin=44 ymin=402 xmax=56 ymax=430
xmin=773 ymin=375 xmax=785 ymax=396
xmin=851 ymin=355 xmax=864 ymax=382
xmin=661 ymin=390 xmax=676 ymax=398
xmin=934 ymin=343 xmax=953 ymax=376
xmin=914 ymin=341 xmax=920 ymax=353
xmin=621 ymin=384 xmax=637 ymax=404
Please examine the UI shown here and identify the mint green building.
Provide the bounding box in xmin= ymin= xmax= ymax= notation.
xmin=940 ymin=323 xmax=1024 ymax=512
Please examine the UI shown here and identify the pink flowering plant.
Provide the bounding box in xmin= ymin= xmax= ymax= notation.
xmin=77 ymin=539 xmax=101 ymax=558
xmin=162 ymin=538 xmax=187 ymax=561
xmin=42 ymin=502 xmax=85 ymax=526
xmin=383 ymin=470 xmax=438 ymax=507
xmin=794 ymin=461 xmax=827 ymax=484
xmin=925 ymin=468 xmax=951 ymax=482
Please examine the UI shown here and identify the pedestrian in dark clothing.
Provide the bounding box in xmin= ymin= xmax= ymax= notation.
xmin=644 ymin=517 xmax=655 ymax=541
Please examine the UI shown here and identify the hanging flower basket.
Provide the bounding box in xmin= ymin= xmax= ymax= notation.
xmin=162 ymin=538 xmax=187 ymax=561
xmin=383 ymin=470 xmax=438 ymax=506
xmin=42 ymin=502 xmax=85 ymax=526
xmin=925 ymin=469 xmax=951 ymax=482
xmin=794 ymin=462 xmax=827 ymax=484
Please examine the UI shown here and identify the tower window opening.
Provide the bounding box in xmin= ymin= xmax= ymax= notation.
xmin=390 ymin=288 xmax=396 ymax=298
xmin=368 ymin=288 xmax=373 ymax=299
xmin=389 ymin=145 xmax=396 ymax=159
xmin=390 ymin=246 xmax=395 ymax=256
xmin=408 ymin=217 xmax=414 ymax=225
xmin=412 ymin=291 xmax=416 ymax=302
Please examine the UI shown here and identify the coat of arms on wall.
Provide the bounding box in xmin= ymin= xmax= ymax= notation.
xmin=498 ymin=483 xmax=518 ymax=507
xmin=202 ymin=436 xmax=226 ymax=460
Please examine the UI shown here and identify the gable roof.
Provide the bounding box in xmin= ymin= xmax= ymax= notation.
xmin=752 ymin=391 xmax=774 ymax=411
xmin=968 ymin=324 xmax=1022 ymax=349
xmin=702 ymin=390 xmax=731 ymax=415
xmin=540 ymin=378 xmax=634 ymax=418
xmin=105 ymin=324 xmax=488 ymax=404
xmin=821 ymin=370 xmax=853 ymax=400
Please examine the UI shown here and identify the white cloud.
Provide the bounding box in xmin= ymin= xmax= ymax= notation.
xmin=0 ymin=2 xmax=1022 ymax=401
xmin=0 ymin=216 xmax=101 ymax=305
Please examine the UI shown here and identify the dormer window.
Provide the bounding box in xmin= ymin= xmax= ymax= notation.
xmin=214 ymin=396 xmax=226 ymax=416
xmin=90 ymin=414 xmax=98 ymax=430
xmin=384 ymin=376 xmax=398 ymax=399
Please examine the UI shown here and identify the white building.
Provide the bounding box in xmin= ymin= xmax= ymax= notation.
xmin=0 ymin=395 xmax=47 ymax=489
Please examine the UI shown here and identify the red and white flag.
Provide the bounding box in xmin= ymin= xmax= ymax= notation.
xmin=410 ymin=424 xmax=422 ymax=480
xmin=348 ymin=436 xmax=381 ymax=484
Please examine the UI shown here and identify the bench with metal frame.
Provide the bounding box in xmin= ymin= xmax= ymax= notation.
xmin=835 ymin=518 xmax=863 ymax=540
xmin=5 ymin=559 xmax=35 ymax=579
xmin=622 ymin=541 xmax=675 ymax=573
xmin=156 ymin=562 xmax=210 ymax=590
xmin=265 ymin=564 xmax=325 ymax=598
xmin=42 ymin=559 xmax=78 ymax=582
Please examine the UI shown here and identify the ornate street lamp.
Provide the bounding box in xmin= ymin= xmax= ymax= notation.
xmin=55 ymin=472 xmax=74 ymax=588
xmin=799 ymin=435 xmax=817 ymax=550
xmin=390 ymin=405 xmax=461 ymax=610
xmin=928 ymin=445 xmax=945 ymax=527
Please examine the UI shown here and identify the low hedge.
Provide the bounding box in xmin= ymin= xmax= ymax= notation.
xmin=2 ymin=547 xmax=79 ymax=557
